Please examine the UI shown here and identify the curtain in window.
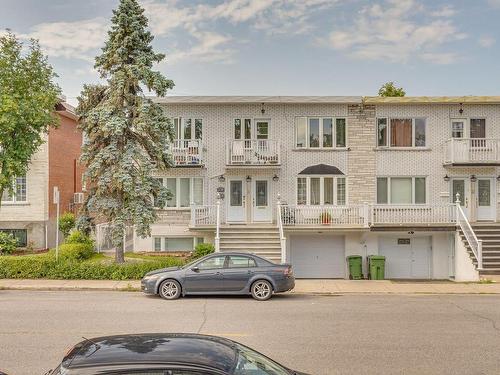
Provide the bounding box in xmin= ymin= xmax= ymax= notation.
xmin=324 ymin=177 xmax=334 ymax=204
xmin=390 ymin=119 xmax=412 ymax=147
xmin=377 ymin=178 xmax=388 ymax=204
xmin=195 ymin=119 xmax=202 ymax=139
xmin=183 ymin=119 xmax=192 ymax=139
xmin=415 ymin=177 xmax=426 ymax=204
xmin=165 ymin=237 xmax=194 ymax=251
xmin=390 ymin=178 xmax=412 ymax=204
xmin=414 ymin=118 xmax=426 ymax=147
xmin=310 ymin=178 xmax=321 ymax=205
xmin=179 ymin=178 xmax=190 ymax=207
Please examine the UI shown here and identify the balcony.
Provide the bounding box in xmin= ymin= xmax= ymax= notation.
xmin=170 ymin=139 xmax=203 ymax=167
xmin=371 ymin=205 xmax=455 ymax=226
xmin=444 ymin=138 xmax=500 ymax=166
xmin=226 ymin=139 xmax=280 ymax=166
xmin=281 ymin=205 xmax=368 ymax=228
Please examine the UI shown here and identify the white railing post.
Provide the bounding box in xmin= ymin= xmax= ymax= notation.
xmin=363 ymin=203 xmax=369 ymax=228
xmin=277 ymin=194 xmax=286 ymax=263
xmin=215 ymin=196 xmax=221 ymax=252
xmin=455 ymin=193 xmax=461 ymax=226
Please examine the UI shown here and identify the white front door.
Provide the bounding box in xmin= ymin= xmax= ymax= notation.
xmin=451 ymin=178 xmax=470 ymax=218
xmin=252 ymin=178 xmax=272 ymax=222
xmin=227 ymin=179 xmax=246 ymax=222
xmin=477 ymin=178 xmax=495 ymax=221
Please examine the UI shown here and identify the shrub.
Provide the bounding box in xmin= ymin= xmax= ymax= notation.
xmin=58 ymin=243 xmax=94 ymax=261
xmin=59 ymin=212 xmax=76 ymax=237
xmin=192 ymin=243 xmax=215 ymax=259
xmin=0 ymin=232 xmax=18 ymax=255
xmin=0 ymin=253 xmax=184 ymax=280
xmin=65 ymin=230 xmax=94 ymax=247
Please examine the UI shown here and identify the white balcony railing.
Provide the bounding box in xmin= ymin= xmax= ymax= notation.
xmin=227 ymin=139 xmax=280 ymax=165
xmin=444 ymin=138 xmax=500 ymax=164
xmin=190 ymin=204 xmax=225 ymax=226
xmin=371 ymin=205 xmax=455 ymax=225
xmin=170 ymin=139 xmax=203 ymax=166
xmin=281 ymin=205 xmax=369 ymax=227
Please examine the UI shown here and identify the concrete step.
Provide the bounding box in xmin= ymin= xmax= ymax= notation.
xmin=220 ymin=238 xmax=280 ymax=244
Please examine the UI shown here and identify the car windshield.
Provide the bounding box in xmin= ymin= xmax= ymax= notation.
xmin=233 ymin=344 xmax=289 ymax=375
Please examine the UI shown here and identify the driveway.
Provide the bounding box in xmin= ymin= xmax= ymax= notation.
xmin=1 ymin=291 xmax=500 ymax=374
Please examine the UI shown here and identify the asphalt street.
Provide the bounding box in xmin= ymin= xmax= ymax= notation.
xmin=1 ymin=291 xmax=500 ymax=374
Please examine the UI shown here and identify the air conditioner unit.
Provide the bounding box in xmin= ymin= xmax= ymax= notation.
xmin=73 ymin=192 xmax=84 ymax=204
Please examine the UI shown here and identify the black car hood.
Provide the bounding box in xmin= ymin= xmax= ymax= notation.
xmin=144 ymin=266 xmax=180 ymax=276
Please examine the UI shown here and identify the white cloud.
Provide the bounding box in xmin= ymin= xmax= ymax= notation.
xmin=478 ymin=35 xmax=495 ymax=47
xmin=20 ymin=17 xmax=108 ymax=61
xmin=325 ymin=0 xmax=466 ymax=64
xmin=430 ymin=5 xmax=456 ymax=17
xmin=167 ymin=31 xmax=236 ymax=64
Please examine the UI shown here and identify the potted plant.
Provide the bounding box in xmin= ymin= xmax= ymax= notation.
xmin=320 ymin=211 xmax=332 ymax=224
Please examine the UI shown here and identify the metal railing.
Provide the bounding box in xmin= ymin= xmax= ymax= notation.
xmin=371 ymin=204 xmax=455 ymax=225
xmin=444 ymin=138 xmax=500 ymax=164
xmin=276 ymin=195 xmax=287 ymax=263
xmin=170 ymin=139 xmax=203 ymax=166
xmin=455 ymin=195 xmax=483 ymax=269
xmin=281 ymin=205 xmax=368 ymax=227
xmin=227 ymin=139 xmax=280 ymax=165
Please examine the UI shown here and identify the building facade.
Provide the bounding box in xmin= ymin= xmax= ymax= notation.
xmin=0 ymin=101 xmax=83 ymax=249
xmin=129 ymin=96 xmax=500 ymax=281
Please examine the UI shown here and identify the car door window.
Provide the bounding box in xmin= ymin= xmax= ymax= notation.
xmin=197 ymin=256 xmax=226 ymax=270
xmin=228 ymin=256 xmax=257 ymax=268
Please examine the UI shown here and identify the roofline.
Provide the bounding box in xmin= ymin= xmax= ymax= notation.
xmin=363 ymin=96 xmax=500 ymax=105
xmin=152 ymin=95 xmax=362 ymax=104
xmin=56 ymin=101 xmax=78 ymax=121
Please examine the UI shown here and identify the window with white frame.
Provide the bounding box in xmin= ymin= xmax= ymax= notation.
xmin=376 ymin=177 xmax=426 ymax=204
xmin=1 ymin=176 xmax=27 ymax=203
xmin=297 ymin=176 xmax=347 ymax=205
xmin=295 ymin=117 xmax=347 ymax=148
xmin=153 ymin=236 xmax=204 ymax=252
xmin=172 ymin=117 xmax=203 ymax=140
xmin=155 ymin=177 xmax=203 ymax=208
xmin=377 ymin=118 xmax=426 ymax=147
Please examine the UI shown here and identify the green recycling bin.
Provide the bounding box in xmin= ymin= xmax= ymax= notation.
xmin=368 ymin=255 xmax=385 ymax=280
xmin=346 ymin=255 xmax=363 ymax=280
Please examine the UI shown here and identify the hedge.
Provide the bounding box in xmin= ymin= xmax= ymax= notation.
xmin=0 ymin=253 xmax=185 ymax=280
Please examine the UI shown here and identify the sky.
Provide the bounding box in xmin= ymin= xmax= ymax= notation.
xmin=1 ymin=0 xmax=500 ymax=105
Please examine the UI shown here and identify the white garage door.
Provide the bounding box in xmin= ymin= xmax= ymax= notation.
xmin=379 ymin=236 xmax=431 ymax=279
xmin=290 ymin=235 xmax=345 ymax=278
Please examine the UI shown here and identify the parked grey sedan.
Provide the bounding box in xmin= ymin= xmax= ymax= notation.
xmin=141 ymin=252 xmax=295 ymax=301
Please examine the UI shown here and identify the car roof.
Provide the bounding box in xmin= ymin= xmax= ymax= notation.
xmin=62 ymin=333 xmax=237 ymax=373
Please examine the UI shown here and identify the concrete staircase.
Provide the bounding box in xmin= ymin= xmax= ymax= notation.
xmin=460 ymin=223 xmax=500 ymax=276
xmin=219 ymin=224 xmax=282 ymax=263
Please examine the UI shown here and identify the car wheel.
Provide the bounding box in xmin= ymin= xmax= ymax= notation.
xmin=159 ymin=280 xmax=181 ymax=300
xmin=251 ymin=280 xmax=273 ymax=301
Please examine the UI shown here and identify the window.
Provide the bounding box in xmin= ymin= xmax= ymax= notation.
xmin=295 ymin=117 xmax=347 ymax=148
xmin=297 ymin=176 xmax=347 ymax=205
xmin=376 ymin=177 xmax=426 ymax=204
xmin=377 ymin=118 xmax=426 ymax=147
xmin=197 ymin=256 xmax=226 ymax=270
xmin=470 ymin=118 xmax=486 ymax=138
xmin=1 ymin=176 xmax=27 ymax=203
xmin=234 ymin=118 xmax=253 ymax=140
xmin=256 ymin=121 xmax=269 ymax=140
xmin=228 ymin=255 xmax=257 ymax=268
xmin=152 ymin=236 xmax=204 ymax=252
xmin=451 ymin=120 xmax=464 ymax=138
xmin=0 ymin=229 xmax=27 ymax=247
xmin=172 ymin=117 xmax=203 ymax=140
xmin=159 ymin=177 xmax=203 ymax=209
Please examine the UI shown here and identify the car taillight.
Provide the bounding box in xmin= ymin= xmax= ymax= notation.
xmin=283 ymin=266 xmax=293 ymax=276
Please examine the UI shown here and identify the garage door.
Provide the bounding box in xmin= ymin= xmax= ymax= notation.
xmin=290 ymin=235 xmax=345 ymax=278
xmin=379 ymin=236 xmax=431 ymax=279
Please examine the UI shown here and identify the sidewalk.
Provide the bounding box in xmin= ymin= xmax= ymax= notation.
xmin=2 ymin=278 xmax=500 ymax=294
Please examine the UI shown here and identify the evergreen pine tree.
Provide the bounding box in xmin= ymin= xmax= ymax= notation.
xmin=77 ymin=0 xmax=174 ymax=263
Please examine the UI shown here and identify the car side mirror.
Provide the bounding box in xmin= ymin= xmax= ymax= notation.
xmin=191 ymin=266 xmax=200 ymax=273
